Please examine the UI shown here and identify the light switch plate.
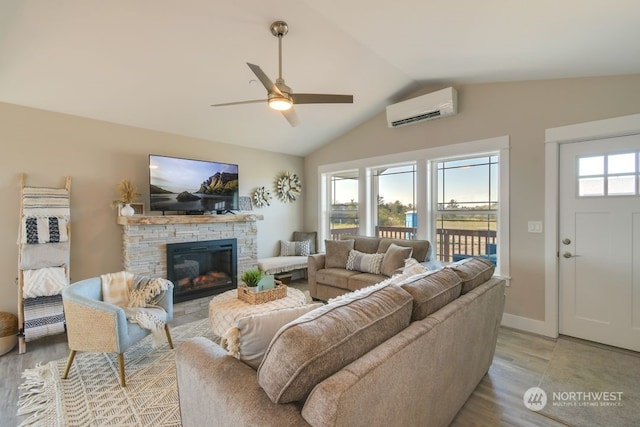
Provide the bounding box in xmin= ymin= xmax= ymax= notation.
xmin=528 ymin=221 xmax=543 ymax=233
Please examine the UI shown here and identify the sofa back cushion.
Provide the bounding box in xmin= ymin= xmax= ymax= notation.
xmin=324 ymin=239 xmax=355 ymax=268
xmin=399 ymin=268 xmax=462 ymax=321
xmin=257 ymin=283 xmax=413 ymax=403
xmin=341 ymin=234 xmax=381 ymax=254
xmin=378 ymin=238 xmax=431 ymax=262
xmin=449 ymin=257 xmax=495 ymax=294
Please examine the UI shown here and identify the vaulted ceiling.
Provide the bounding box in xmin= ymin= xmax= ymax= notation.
xmin=1 ymin=1 xmax=639 ymax=156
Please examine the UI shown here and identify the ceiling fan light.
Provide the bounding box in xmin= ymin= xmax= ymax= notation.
xmin=268 ymin=96 xmax=293 ymax=111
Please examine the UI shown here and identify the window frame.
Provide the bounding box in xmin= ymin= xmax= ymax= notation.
xmin=432 ymin=154 xmax=500 ymax=266
xmin=318 ymin=136 xmax=510 ymax=278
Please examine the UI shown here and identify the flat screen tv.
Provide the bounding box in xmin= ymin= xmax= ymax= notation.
xmin=149 ymin=154 xmax=239 ymax=214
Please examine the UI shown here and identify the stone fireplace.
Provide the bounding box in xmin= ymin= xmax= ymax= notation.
xmin=117 ymin=214 xmax=263 ymax=303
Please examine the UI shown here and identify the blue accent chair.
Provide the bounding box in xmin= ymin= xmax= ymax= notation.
xmin=61 ymin=276 xmax=174 ymax=386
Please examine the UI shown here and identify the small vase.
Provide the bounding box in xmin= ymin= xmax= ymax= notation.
xmin=120 ymin=203 xmax=135 ymax=216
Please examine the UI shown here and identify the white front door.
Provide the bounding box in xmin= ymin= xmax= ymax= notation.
xmin=559 ymin=134 xmax=640 ymax=352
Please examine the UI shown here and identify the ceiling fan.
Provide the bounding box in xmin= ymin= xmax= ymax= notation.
xmin=211 ymin=21 xmax=353 ymax=127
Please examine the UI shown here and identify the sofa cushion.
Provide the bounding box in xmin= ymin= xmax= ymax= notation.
xmin=324 ymin=239 xmax=355 ymax=268
xmin=346 ymin=250 xmax=384 ymax=274
xmin=399 ymin=268 xmax=462 ymax=321
xmin=280 ymin=240 xmax=311 ymax=256
xmin=380 ymin=243 xmax=413 ymax=277
xmin=257 ymin=283 xmax=413 ymax=404
xmin=316 ymin=268 xmax=360 ymax=290
xmin=345 ymin=273 xmax=386 ymax=291
xmin=378 ymin=238 xmax=431 ymax=262
xmin=293 ymin=231 xmax=317 ymax=254
xmin=449 ymin=257 xmax=496 ymax=294
xmin=228 ymin=303 xmax=323 ymax=370
xmin=348 ymin=235 xmax=381 ymax=254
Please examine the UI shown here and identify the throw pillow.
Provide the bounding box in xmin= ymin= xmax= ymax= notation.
xmin=346 ymin=250 xmax=384 ymax=274
xmin=280 ymin=240 xmax=311 ymax=256
xmin=257 ymin=283 xmax=413 ymax=403
xmin=448 ymin=257 xmax=496 ymax=294
xmin=324 ymin=239 xmax=355 ymax=269
xmin=403 ymin=258 xmax=429 ymax=276
xmin=226 ymin=303 xmax=323 ymax=370
xmin=293 ymin=231 xmax=317 ymax=254
xmin=380 ymin=243 xmax=413 ymax=277
xmin=399 ymin=268 xmax=462 ymax=321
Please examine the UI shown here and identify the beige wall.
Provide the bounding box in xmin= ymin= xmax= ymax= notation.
xmin=303 ymin=74 xmax=640 ymax=323
xmin=0 ymin=102 xmax=304 ymax=314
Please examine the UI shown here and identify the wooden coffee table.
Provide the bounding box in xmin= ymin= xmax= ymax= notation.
xmin=208 ymin=286 xmax=306 ymax=348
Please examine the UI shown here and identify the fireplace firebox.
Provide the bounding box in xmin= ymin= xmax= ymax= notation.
xmin=166 ymin=239 xmax=237 ymax=303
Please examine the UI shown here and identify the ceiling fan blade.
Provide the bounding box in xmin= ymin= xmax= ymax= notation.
xmin=247 ymin=63 xmax=282 ymax=96
xmin=291 ymin=93 xmax=353 ymax=104
xmin=281 ymin=107 xmax=300 ymax=127
xmin=211 ymin=99 xmax=266 ymax=107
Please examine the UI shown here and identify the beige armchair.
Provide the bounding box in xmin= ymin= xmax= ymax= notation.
xmin=61 ymin=276 xmax=174 ymax=386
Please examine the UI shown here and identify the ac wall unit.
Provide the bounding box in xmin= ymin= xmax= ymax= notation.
xmin=386 ymin=87 xmax=458 ymax=128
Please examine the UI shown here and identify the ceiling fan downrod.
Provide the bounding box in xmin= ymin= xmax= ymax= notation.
xmin=270 ymin=21 xmax=288 ymax=83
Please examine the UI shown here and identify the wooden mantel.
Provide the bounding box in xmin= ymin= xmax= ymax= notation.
xmin=117 ymin=214 xmax=264 ymax=226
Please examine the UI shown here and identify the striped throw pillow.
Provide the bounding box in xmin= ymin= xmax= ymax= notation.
xmin=346 ymin=250 xmax=384 ymax=274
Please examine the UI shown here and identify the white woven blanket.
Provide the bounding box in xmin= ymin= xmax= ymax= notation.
xmin=101 ymin=272 xmax=172 ymax=346
xmin=20 ymin=216 xmax=69 ymax=244
xmin=22 ymin=267 xmax=68 ymax=298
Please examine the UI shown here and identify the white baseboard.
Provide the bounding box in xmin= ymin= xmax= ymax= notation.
xmin=501 ymin=313 xmax=557 ymax=338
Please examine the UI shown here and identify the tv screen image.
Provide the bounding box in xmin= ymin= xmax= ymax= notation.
xmin=149 ymin=154 xmax=239 ymax=213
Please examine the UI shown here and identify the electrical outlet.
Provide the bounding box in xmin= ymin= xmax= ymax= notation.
xmin=528 ymin=221 xmax=543 ymax=233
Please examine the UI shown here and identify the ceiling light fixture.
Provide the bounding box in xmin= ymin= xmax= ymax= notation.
xmin=268 ymin=94 xmax=293 ymax=111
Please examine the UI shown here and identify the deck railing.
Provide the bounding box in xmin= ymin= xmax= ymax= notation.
xmin=329 ymin=226 xmax=496 ymax=262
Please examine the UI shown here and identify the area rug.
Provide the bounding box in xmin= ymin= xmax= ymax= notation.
xmin=17 ymin=318 xmax=216 ymax=426
xmin=537 ymin=338 xmax=640 ymax=427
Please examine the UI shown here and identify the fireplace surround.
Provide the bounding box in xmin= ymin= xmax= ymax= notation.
xmin=117 ymin=214 xmax=263 ymax=303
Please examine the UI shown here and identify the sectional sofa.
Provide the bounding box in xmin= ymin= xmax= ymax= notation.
xmin=308 ymin=234 xmax=436 ymax=301
xmin=176 ymin=257 xmax=504 ymax=427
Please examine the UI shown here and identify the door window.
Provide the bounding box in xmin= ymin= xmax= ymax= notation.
xmin=578 ymin=152 xmax=638 ymax=197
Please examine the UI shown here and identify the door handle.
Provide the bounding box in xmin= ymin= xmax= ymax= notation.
xmin=562 ymin=251 xmax=580 ymax=258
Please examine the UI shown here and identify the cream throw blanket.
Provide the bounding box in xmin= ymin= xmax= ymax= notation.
xmin=101 ymin=271 xmax=172 ymax=347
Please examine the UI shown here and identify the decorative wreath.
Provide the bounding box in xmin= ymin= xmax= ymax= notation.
xmin=276 ymin=172 xmax=302 ymax=203
xmin=252 ymin=186 xmax=271 ymax=208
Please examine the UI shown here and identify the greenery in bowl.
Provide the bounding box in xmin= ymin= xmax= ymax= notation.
xmin=240 ymin=269 xmax=262 ymax=287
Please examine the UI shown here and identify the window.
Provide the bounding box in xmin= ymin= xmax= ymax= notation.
xmin=329 ymin=171 xmax=359 ymax=240
xmin=435 ymin=155 xmax=498 ymax=264
xmin=318 ymin=135 xmax=509 ymax=276
xmin=373 ymin=164 xmax=417 ymax=239
xmin=578 ymin=152 xmax=638 ymax=197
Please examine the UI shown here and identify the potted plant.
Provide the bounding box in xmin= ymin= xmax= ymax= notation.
xmin=111 ymin=179 xmax=141 ymax=216
xmin=240 ymin=269 xmax=262 ymax=290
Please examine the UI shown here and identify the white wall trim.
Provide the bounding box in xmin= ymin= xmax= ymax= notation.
xmin=317 ymin=136 xmax=509 ymax=174
xmin=501 ymin=313 xmax=552 ymax=337
xmin=543 ymin=113 xmax=640 ymax=338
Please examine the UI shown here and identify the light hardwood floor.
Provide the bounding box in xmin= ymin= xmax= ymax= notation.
xmin=0 ymin=281 xmax=632 ymax=426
